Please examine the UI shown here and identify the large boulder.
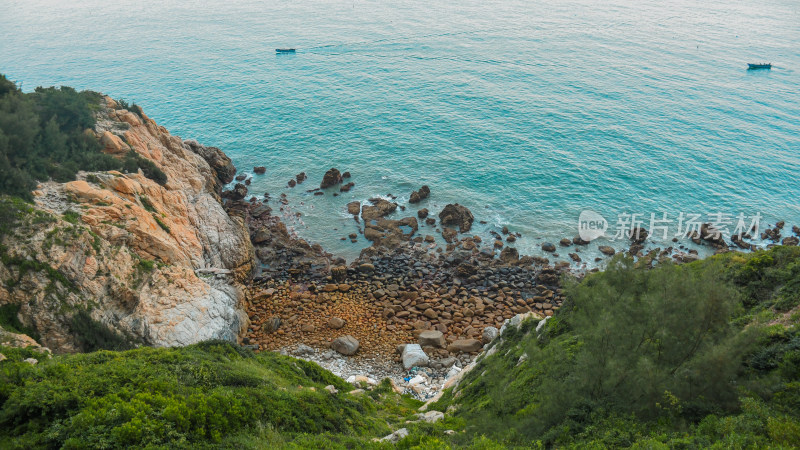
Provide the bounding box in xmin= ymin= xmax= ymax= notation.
xmin=346 ymin=201 xmax=361 ymax=216
xmin=402 ymin=343 xmax=430 ymax=369
xmin=438 ymin=204 xmax=474 ymax=233
xmin=700 ymin=223 xmax=727 ymax=248
xmin=499 ymin=246 xmax=519 ymax=263
xmin=629 ymin=226 xmax=649 ymax=244
xmin=320 ymin=168 xmax=343 ymax=189
xmin=598 ymin=245 xmax=616 ymax=256
xmin=448 ymin=339 xmax=482 ymax=353
xmin=418 ymin=330 xmax=445 ymax=348
xmin=380 ymin=428 xmax=409 ymax=443
xmin=482 ymin=326 xmax=499 ymax=344
xmin=363 ymin=217 xmax=418 ymax=248
xmin=331 ymin=335 xmax=359 ymax=355
xmin=783 ymin=236 xmax=799 ymax=246
xmin=328 ymin=317 xmax=346 ymax=329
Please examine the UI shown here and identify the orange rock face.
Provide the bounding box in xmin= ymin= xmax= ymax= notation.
xmin=0 ymin=98 xmax=255 ymax=352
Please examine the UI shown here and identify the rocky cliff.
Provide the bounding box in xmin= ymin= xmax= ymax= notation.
xmin=0 ymin=98 xmax=254 ymax=352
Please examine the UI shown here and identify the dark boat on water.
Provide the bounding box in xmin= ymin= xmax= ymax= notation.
xmin=276 ymin=48 xmax=296 ymax=54
xmin=747 ymin=63 xmax=771 ymax=70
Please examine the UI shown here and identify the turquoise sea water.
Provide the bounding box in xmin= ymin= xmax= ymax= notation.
xmin=2 ymin=0 xmax=799 ymax=262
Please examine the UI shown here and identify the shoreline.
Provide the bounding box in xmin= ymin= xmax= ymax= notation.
xmin=224 ymin=169 xmax=800 ymax=397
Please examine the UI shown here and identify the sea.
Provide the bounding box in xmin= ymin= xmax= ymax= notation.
xmin=2 ymin=0 xmax=799 ymax=263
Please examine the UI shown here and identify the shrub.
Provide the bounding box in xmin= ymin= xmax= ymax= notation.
xmin=0 ymin=303 xmax=38 ymax=339
xmin=68 ymin=310 xmax=135 ymax=352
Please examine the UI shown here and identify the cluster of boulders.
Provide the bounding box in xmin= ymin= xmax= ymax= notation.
xmin=243 ymin=238 xmax=564 ymax=364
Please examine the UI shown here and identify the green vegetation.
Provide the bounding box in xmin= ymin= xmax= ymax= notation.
xmin=426 ymin=246 xmax=800 ymax=448
xmin=0 ymin=304 xmax=38 ymax=340
xmin=68 ymin=310 xmax=136 ymax=352
xmin=154 ymin=215 xmax=171 ymax=233
xmin=137 ymin=258 xmax=156 ymax=272
xmin=0 ymin=341 xmax=422 ymax=448
xmin=62 ymin=209 xmax=80 ymax=224
xmin=0 ymin=74 xmax=166 ymax=200
xmin=115 ymin=98 xmax=144 ymax=119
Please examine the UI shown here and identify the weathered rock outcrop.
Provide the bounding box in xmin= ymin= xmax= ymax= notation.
xmin=0 ymin=98 xmax=255 ymax=352
xmin=438 ymin=204 xmax=474 ymax=233
xmin=320 ymin=168 xmax=343 ymax=189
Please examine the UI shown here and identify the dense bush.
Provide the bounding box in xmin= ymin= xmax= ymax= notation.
xmin=0 ymin=341 xmax=409 ymax=448
xmin=68 ymin=310 xmax=136 ymax=352
xmin=429 ymin=247 xmax=800 ymax=448
xmin=0 ymin=74 xmax=167 ymax=200
xmin=0 ymin=304 xmax=39 ymax=342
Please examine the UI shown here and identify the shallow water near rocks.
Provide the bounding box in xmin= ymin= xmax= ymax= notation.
xmin=2 ymin=0 xmax=799 ymax=263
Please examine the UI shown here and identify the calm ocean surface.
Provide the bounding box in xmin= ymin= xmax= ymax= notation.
xmin=2 ymin=0 xmax=799 ymax=262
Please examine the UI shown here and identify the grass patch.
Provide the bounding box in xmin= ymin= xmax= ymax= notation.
xmin=62 ymin=210 xmax=80 ymax=224
xmin=153 ymin=215 xmax=170 ymax=233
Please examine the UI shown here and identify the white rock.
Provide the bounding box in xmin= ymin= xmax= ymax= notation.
xmin=402 ymin=343 xmax=429 ymax=369
xmin=446 ymin=366 xmax=461 ymax=380
xmin=500 ymin=311 xmax=542 ymax=336
xmin=293 ymin=344 xmax=314 ymax=356
xmin=418 ymin=411 xmax=444 ymax=423
xmin=481 ymin=326 xmax=499 ymax=344
xmin=380 ymin=428 xmax=409 ymax=443
xmin=0 ymin=353 xmax=6 ymax=362
xmin=324 ymin=385 xmax=338 ymax=394
xmin=23 ymin=358 xmax=38 ymax=365
xmin=407 ymin=375 xmax=426 ymax=386
xmin=536 ymin=316 xmax=550 ymax=334
xmin=389 ymin=378 xmax=404 ymax=394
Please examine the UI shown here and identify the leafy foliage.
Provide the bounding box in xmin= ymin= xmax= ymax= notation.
xmin=68 ymin=310 xmax=136 ymax=352
xmin=0 ymin=341 xmax=412 ymax=448
xmin=0 ymin=304 xmax=38 ymax=339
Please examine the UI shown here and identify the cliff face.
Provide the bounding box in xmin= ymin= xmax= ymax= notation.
xmin=0 ymin=98 xmax=254 ymax=352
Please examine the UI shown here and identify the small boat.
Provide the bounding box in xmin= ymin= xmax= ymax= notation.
xmin=276 ymin=48 xmax=296 ymax=54
xmin=747 ymin=63 xmax=771 ymax=70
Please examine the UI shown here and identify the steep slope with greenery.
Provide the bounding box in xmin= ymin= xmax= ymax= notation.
xmin=425 ymin=246 xmax=800 ymax=448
